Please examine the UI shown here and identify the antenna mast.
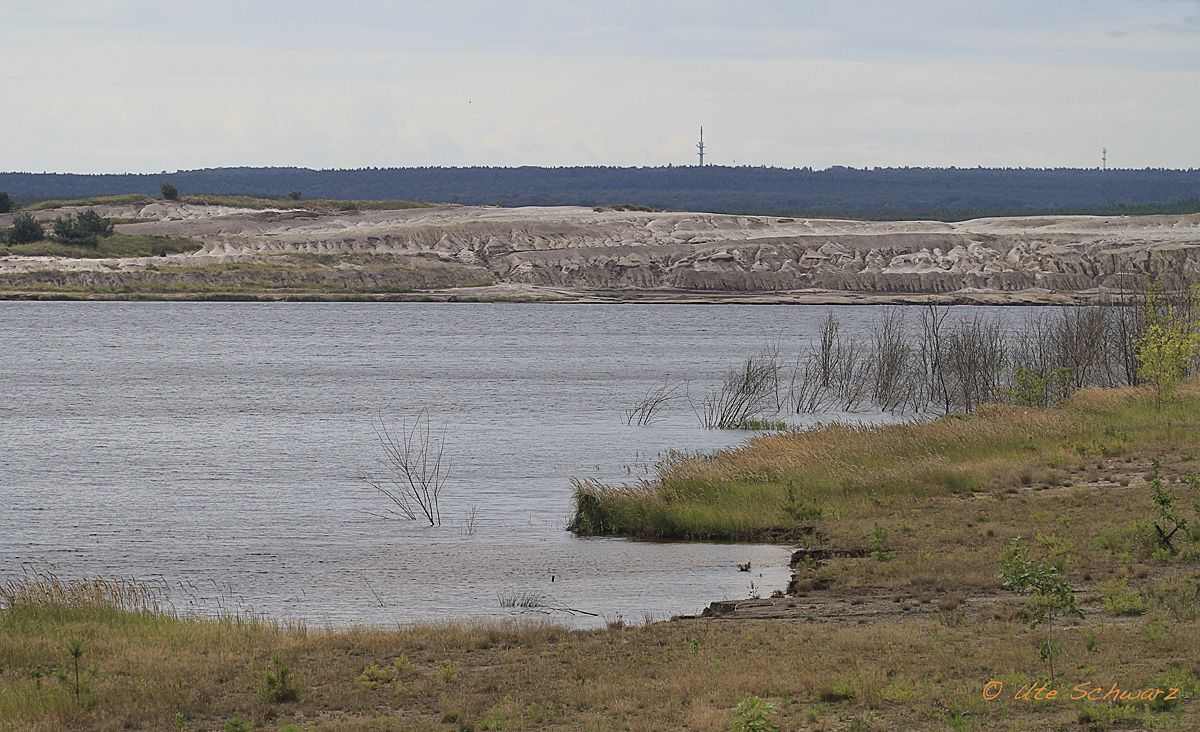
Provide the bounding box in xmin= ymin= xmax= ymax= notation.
xmin=1102 ymin=147 xmax=1107 ymax=170
xmin=697 ymin=126 xmax=705 ymax=167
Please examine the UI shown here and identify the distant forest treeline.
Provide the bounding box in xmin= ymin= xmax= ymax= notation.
xmin=3 ymin=166 xmax=1200 ymax=220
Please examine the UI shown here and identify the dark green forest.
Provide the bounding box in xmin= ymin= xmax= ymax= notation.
xmin=3 ymin=166 xmax=1200 ymax=220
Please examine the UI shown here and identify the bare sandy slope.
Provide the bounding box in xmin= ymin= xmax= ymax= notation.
xmin=2 ymin=202 xmax=1197 ymax=301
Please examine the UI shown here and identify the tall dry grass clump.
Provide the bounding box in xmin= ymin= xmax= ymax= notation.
xmin=1 ymin=570 xmax=166 ymax=617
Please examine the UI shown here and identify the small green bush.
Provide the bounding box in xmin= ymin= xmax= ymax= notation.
xmin=480 ymin=702 xmax=511 ymax=730
xmin=1098 ymin=578 xmax=1146 ymax=616
xmin=160 ymin=182 xmax=179 ymax=201
xmin=1150 ymin=476 xmax=1190 ymax=554
xmin=818 ymin=678 xmax=857 ymax=702
xmin=260 ymin=654 xmax=298 ymax=703
xmin=870 ymin=523 xmax=895 ymax=561
xmin=223 ymin=718 xmax=250 ymax=732
xmin=1000 ymin=537 xmax=1083 ymax=678
xmin=731 ymin=694 xmax=780 ymax=732
xmin=1144 ymin=664 xmax=1200 ymax=712
xmin=437 ymin=660 xmax=459 ymax=685
xmin=9 ymin=212 xmax=44 ymax=243
xmin=356 ymin=662 xmax=396 ymax=688
xmin=392 ymin=653 xmax=417 ymax=679
xmin=51 ymin=209 xmax=113 ymax=247
xmin=1006 ymin=366 xmax=1074 ymax=407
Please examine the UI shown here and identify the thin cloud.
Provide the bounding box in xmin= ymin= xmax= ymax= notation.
xmin=0 ymin=0 xmax=1196 ymax=172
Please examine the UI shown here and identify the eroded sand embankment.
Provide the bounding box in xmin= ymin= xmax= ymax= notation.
xmin=2 ymin=202 xmax=1197 ymax=301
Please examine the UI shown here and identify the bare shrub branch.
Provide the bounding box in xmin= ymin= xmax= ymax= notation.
xmin=360 ymin=411 xmax=450 ymax=526
xmin=623 ymin=382 xmax=683 ymax=426
xmin=690 ymin=353 xmax=781 ymax=429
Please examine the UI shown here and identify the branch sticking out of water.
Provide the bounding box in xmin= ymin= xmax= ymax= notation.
xmin=623 ymin=382 xmax=683 ymax=426
xmin=360 ymin=410 xmax=450 ymax=527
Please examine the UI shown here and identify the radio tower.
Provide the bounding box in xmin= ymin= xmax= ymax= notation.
xmin=1102 ymin=147 xmax=1107 ymax=170
xmin=697 ymin=126 xmax=705 ymax=167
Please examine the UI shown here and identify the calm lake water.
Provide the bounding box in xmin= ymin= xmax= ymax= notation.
xmin=0 ymin=302 xmax=1027 ymax=627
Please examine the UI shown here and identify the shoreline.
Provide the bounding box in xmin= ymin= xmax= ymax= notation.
xmin=0 ymin=284 xmax=1131 ymax=305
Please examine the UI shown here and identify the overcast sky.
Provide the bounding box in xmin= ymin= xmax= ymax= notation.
xmin=2 ymin=1 xmax=1198 ymax=172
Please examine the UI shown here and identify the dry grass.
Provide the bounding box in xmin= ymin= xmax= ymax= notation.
xmin=0 ymin=252 xmax=494 ymax=297
xmin=2 ymin=593 xmax=1198 ymax=731
xmin=789 ymin=459 xmax=1198 ymax=596
xmin=1 ymin=571 xmax=166 ymax=617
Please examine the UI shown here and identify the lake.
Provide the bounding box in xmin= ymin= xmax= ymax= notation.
xmin=0 ymin=302 xmax=1029 ymax=627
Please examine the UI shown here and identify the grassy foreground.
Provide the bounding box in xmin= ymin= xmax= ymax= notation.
xmin=3 ymin=576 xmax=1199 ymax=731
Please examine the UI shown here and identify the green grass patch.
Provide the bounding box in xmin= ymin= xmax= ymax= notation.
xmin=21 ymin=195 xmax=156 ymax=211
xmin=736 ymin=417 xmax=790 ymax=431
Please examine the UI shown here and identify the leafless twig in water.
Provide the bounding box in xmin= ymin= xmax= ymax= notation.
xmin=462 ymin=505 xmax=481 ymax=537
xmin=689 ymin=352 xmax=781 ymax=429
xmin=359 ymin=410 xmax=450 ymax=527
xmin=361 ymin=574 xmax=385 ymax=608
xmin=623 ymin=381 xmax=683 ymax=426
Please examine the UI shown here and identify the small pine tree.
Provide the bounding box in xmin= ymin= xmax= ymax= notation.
xmin=51 ymin=215 xmax=84 ymax=243
xmin=9 ymin=212 xmax=45 ymax=243
xmin=160 ymin=182 xmax=179 ymax=201
xmin=0 ymin=192 xmax=11 ymax=214
xmin=50 ymin=209 xmax=113 ymax=247
xmin=289 ymin=191 xmax=302 ymax=201
xmin=76 ymin=209 xmax=114 ymax=237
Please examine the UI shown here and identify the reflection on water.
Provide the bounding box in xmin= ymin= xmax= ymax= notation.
xmin=0 ymin=302 xmax=1031 ymax=626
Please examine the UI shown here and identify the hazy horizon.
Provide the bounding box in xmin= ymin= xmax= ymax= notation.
xmin=3 ymin=1 xmax=1198 ymax=173
xmin=6 ymin=163 xmax=1200 ymax=176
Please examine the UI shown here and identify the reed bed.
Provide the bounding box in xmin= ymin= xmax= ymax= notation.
xmin=645 ymin=289 xmax=1196 ymax=433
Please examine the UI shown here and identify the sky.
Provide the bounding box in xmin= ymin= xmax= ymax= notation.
xmin=1 ymin=1 xmax=1198 ymax=173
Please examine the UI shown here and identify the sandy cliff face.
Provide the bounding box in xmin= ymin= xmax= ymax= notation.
xmin=3 ymin=203 xmax=1197 ymax=299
